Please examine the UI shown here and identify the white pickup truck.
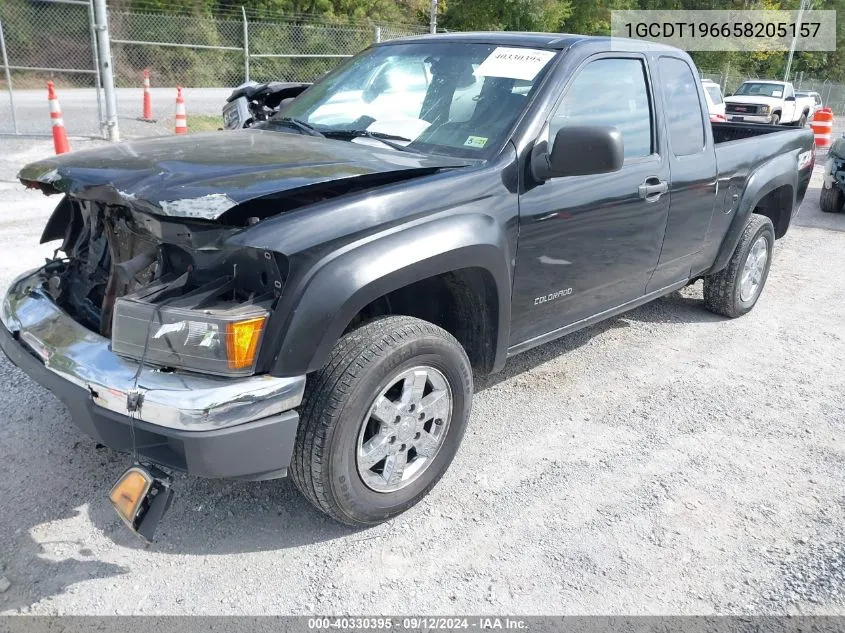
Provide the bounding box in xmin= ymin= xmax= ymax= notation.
xmin=725 ymin=80 xmax=814 ymax=127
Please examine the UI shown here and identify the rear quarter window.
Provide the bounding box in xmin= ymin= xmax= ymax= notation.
xmin=659 ymin=57 xmax=705 ymax=157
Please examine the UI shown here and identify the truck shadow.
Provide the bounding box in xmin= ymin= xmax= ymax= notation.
xmin=0 ymin=366 xmax=359 ymax=612
xmin=0 ymin=371 xmax=131 ymax=612
xmin=476 ymin=286 xmax=722 ymax=392
xmin=0 ymin=286 xmax=724 ymax=596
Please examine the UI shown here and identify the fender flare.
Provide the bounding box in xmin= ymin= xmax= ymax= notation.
xmin=710 ymin=152 xmax=798 ymax=273
xmin=268 ymin=212 xmax=512 ymax=377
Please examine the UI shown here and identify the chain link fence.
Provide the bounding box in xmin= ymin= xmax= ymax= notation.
xmin=0 ymin=0 xmax=103 ymax=135
xmin=109 ymin=10 xmax=246 ymax=89
xmin=107 ymin=9 xmax=425 ymax=89
xmin=0 ymin=1 xmax=426 ymax=138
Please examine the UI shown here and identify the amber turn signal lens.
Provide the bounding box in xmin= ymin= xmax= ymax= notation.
xmin=109 ymin=467 xmax=152 ymax=525
xmin=226 ymin=316 xmax=266 ymax=370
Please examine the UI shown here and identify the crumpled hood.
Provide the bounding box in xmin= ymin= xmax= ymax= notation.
xmin=18 ymin=129 xmax=470 ymax=220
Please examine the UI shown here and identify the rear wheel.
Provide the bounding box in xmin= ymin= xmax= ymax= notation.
xmin=703 ymin=215 xmax=775 ymax=318
xmin=290 ymin=316 xmax=473 ymax=526
xmin=820 ymin=186 xmax=845 ymax=213
xmin=796 ymin=112 xmax=808 ymax=128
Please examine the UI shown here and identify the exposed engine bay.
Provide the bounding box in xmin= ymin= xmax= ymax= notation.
xmin=42 ymin=196 xmax=287 ymax=376
xmin=55 ymin=199 xmax=159 ymax=334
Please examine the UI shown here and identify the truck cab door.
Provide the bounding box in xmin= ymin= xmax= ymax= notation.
xmin=782 ymin=84 xmax=796 ymax=122
xmin=646 ymin=55 xmax=718 ymax=292
xmin=510 ymin=54 xmax=671 ymax=347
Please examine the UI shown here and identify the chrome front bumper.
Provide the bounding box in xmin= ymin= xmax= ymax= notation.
xmin=726 ymin=113 xmax=773 ymax=124
xmin=0 ymin=268 xmax=306 ymax=432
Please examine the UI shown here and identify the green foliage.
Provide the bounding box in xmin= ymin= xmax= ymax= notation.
xmin=442 ymin=0 xmax=573 ymax=32
xmin=441 ymin=0 xmax=845 ymax=83
xmin=4 ymin=0 xmax=845 ymax=88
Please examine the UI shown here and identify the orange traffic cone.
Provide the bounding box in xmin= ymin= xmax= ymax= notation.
xmin=139 ymin=69 xmax=155 ymax=122
xmin=47 ymin=81 xmax=70 ymax=154
xmin=174 ymin=86 xmax=187 ymax=135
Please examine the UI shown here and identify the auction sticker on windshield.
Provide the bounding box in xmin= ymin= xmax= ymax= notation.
xmin=475 ymin=47 xmax=556 ymax=81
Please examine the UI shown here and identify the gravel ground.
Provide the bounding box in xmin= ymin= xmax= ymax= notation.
xmin=0 ymin=138 xmax=843 ymax=616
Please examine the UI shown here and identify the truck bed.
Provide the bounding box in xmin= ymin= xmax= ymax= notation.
xmin=712 ymin=121 xmax=795 ymax=144
xmin=690 ymin=121 xmax=815 ymax=277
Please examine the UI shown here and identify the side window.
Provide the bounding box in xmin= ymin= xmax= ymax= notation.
xmin=549 ymin=58 xmax=653 ymax=160
xmin=658 ymin=57 xmax=705 ymax=156
xmin=706 ymin=85 xmax=723 ymax=105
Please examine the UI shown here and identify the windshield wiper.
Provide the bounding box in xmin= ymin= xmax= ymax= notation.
xmin=271 ymin=117 xmax=324 ymax=137
xmin=322 ymin=129 xmax=421 ymax=153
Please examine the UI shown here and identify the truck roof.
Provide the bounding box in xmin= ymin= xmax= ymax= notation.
xmin=740 ymin=80 xmax=787 ymax=85
xmin=378 ymin=31 xmax=682 ymax=53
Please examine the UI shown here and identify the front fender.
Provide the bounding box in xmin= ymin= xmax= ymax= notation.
xmin=268 ymin=212 xmax=512 ymax=377
xmin=710 ymin=151 xmax=798 ymax=273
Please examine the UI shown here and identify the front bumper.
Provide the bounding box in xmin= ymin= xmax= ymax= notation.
xmin=726 ymin=113 xmax=774 ymax=124
xmin=0 ymin=268 xmax=306 ymax=480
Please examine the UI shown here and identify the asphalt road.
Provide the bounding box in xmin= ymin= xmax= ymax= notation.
xmin=0 ymin=137 xmax=843 ymax=615
xmin=0 ymin=87 xmax=232 ymax=138
xmin=4 ymin=86 xmax=845 ymax=142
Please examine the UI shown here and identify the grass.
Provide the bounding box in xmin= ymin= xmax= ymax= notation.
xmin=185 ymin=114 xmax=224 ymax=133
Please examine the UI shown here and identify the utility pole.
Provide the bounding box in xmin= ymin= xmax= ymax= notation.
xmin=242 ymin=6 xmax=250 ymax=83
xmin=784 ymin=0 xmax=811 ymax=83
xmin=92 ymin=0 xmax=119 ymax=142
xmin=430 ymin=0 xmax=437 ymax=34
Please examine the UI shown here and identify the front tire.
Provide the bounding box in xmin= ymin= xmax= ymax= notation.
xmin=771 ymin=113 xmax=781 ymax=125
xmin=703 ymin=215 xmax=775 ymax=318
xmin=820 ymin=186 xmax=845 ymax=213
xmin=290 ymin=316 xmax=473 ymax=526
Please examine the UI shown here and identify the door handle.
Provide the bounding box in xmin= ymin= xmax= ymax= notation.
xmin=638 ymin=178 xmax=669 ymax=201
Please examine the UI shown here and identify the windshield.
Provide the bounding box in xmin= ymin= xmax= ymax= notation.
xmin=274 ymin=42 xmax=558 ymax=158
xmin=734 ymin=82 xmax=786 ymax=98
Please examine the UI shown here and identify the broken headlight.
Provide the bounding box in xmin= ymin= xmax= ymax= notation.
xmin=111 ymin=279 xmax=269 ymax=377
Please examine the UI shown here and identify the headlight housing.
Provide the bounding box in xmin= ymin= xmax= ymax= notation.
xmin=111 ymin=278 xmax=270 ymax=377
xmin=760 ymin=105 xmax=770 ymax=114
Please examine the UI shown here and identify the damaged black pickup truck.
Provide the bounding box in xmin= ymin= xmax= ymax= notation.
xmin=2 ymin=33 xmax=814 ymax=534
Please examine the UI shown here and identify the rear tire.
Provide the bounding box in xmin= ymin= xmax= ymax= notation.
xmin=796 ymin=113 xmax=808 ymax=128
xmin=820 ymin=186 xmax=845 ymax=213
xmin=290 ymin=316 xmax=473 ymax=526
xmin=703 ymin=215 xmax=775 ymax=318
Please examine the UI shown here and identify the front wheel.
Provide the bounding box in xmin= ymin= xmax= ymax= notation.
xmin=771 ymin=113 xmax=781 ymax=125
xmin=703 ymin=214 xmax=775 ymax=318
xmin=290 ymin=316 xmax=473 ymax=526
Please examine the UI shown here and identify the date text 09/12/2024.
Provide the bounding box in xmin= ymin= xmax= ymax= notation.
xmin=307 ymin=617 xmax=527 ymax=630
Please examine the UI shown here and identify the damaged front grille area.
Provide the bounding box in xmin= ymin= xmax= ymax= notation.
xmin=53 ymin=200 xmax=159 ymax=335
xmin=43 ymin=196 xmax=286 ymax=376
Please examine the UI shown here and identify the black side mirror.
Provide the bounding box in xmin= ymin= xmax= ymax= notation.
xmin=531 ymin=125 xmax=624 ymax=181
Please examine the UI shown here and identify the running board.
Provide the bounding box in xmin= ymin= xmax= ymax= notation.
xmin=507 ymin=279 xmax=690 ymax=357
